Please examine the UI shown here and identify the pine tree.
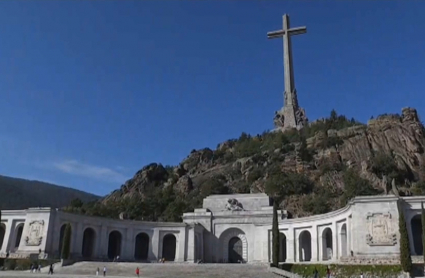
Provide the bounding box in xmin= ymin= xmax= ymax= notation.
xmin=398 ymin=202 xmax=412 ymax=273
xmin=272 ymin=199 xmax=280 ymax=267
xmin=61 ymin=223 xmax=72 ymax=260
xmin=422 ymin=202 xmax=425 ymax=271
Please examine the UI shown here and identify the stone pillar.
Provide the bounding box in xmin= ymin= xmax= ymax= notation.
xmin=123 ymin=228 xmax=134 ymax=261
xmin=333 ymin=222 xmax=339 ymax=260
xmin=186 ymin=226 xmax=195 ymax=263
xmin=347 ymin=216 xmax=352 ymax=256
xmin=318 ymin=233 xmax=323 ymax=261
xmin=0 ymin=222 xmax=13 ymax=254
xmin=73 ymin=222 xmax=84 ymax=257
xmin=151 ymin=230 xmax=160 ymax=261
xmin=97 ymin=226 xmax=108 ymax=259
xmin=286 ymin=228 xmax=295 ymax=263
xmin=311 ymin=225 xmax=318 ymax=262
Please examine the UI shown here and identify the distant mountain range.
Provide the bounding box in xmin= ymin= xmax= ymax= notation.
xmin=0 ymin=175 xmax=100 ymax=210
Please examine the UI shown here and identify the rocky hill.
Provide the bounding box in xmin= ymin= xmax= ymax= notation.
xmin=65 ymin=107 xmax=425 ymax=221
xmin=0 ymin=175 xmax=100 ymax=210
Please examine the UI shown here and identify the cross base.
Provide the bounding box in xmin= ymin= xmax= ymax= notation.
xmin=273 ymin=105 xmax=308 ymax=131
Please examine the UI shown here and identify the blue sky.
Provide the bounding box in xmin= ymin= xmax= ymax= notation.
xmin=1 ymin=1 xmax=424 ymax=196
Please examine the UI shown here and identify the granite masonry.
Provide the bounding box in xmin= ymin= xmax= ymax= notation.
xmin=1 ymin=193 xmax=425 ymax=265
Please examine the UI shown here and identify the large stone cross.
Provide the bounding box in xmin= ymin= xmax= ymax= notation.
xmin=267 ymin=14 xmax=308 ymax=130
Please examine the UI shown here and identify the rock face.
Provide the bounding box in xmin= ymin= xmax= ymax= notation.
xmin=101 ymin=107 xmax=425 ymax=217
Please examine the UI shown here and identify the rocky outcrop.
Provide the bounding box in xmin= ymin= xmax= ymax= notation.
xmin=101 ymin=107 xmax=425 ymax=217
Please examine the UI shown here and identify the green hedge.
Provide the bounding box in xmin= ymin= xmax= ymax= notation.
xmin=280 ymin=264 xmax=403 ymax=278
xmin=1 ymin=259 xmax=59 ymax=271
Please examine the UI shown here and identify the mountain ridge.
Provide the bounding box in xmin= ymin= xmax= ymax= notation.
xmin=0 ymin=175 xmax=100 ymax=210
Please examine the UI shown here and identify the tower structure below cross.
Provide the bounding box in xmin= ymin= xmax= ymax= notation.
xmin=267 ymin=14 xmax=308 ymax=131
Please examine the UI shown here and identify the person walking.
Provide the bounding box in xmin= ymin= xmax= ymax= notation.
xmin=103 ymin=266 xmax=107 ymax=277
xmin=48 ymin=264 xmax=54 ymax=275
xmin=136 ymin=267 xmax=140 ymax=277
xmin=96 ymin=267 xmax=99 ymax=276
xmin=326 ymin=266 xmax=331 ymax=278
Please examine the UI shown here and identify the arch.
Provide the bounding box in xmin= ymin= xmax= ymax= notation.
xmin=322 ymin=228 xmax=333 ymax=260
xmin=195 ymin=234 xmax=202 ymax=262
xmin=0 ymin=223 xmax=6 ymax=250
xmin=162 ymin=234 xmax=177 ymax=261
xmin=108 ymin=230 xmax=122 ymax=260
xmin=411 ymin=215 xmax=423 ymax=255
xmin=134 ymin=233 xmax=149 ymax=261
xmin=58 ymin=224 xmax=67 ymax=255
xmin=279 ymin=232 xmax=287 ymax=262
xmin=82 ymin=228 xmax=96 ymax=259
xmin=340 ymin=223 xmax=348 ymax=257
xmin=299 ymin=230 xmax=312 ymax=262
xmin=14 ymin=224 xmax=24 ymax=249
xmin=219 ymin=228 xmax=248 ymax=263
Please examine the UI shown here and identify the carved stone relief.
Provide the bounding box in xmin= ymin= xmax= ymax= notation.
xmin=365 ymin=212 xmax=397 ymax=246
xmin=224 ymin=199 xmax=244 ymax=211
xmin=25 ymin=220 xmax=45 ymax=246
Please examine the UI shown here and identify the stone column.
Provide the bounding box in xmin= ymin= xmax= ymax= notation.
xmin=311 ymin=225 xmax=319 ymax=262
xmin=97 ymin=226 xmax=108 ymax=259
xmin=73 ymin=222 xmax=84 ymax=257
xmin=123 ymin=228 xmax=134 ymax=261
xmin=333 ymin=222 xmax=339 ymax=261
xmin=347 ymin=216 xmax=352 ymax=256
xmin=318 ymin=233 xmax=323 ymax=261
xmin=151 ymin=229 xmax=160 ymax=261
xmin=286 ymin=228 xmax=295 ymax=263
xmin=0 ymin=222 xmax=13 ymax=254
xmin=186 ymin=226 xmax=195 ymax=263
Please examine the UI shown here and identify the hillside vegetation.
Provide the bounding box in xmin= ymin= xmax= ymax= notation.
xmin=64 ymin=108 xmax=425 ymax=222
xmin=0 ymin=175 xmax=100 ymax=210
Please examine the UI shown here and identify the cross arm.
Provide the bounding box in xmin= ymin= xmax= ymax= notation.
xmin=267 ymin=30 xmax=285 ymax=39
xmin=267 ymin=26 xmax=307 ymax=39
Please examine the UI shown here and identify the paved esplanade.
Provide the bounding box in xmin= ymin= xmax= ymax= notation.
xmin=268 ymin=14 xmax=308 ymax=130
xmin=0 ymin=262 xmax=277 ymax=278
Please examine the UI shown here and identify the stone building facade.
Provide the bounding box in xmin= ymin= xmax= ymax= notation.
xmin=0 ymin=193 xmax=424 ymax=264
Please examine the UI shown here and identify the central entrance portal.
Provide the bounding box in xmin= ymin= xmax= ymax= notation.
xmin=228 ymin=237 xmax=243 ymax=263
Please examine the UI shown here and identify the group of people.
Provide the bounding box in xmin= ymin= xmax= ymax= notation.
xmin=95 ymin=266 xmax=140 ymax=277
xmin=29 ymin=264 xmax=54 ymax=275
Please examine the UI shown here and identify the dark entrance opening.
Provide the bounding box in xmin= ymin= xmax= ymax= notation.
xmin=279 ymin=233 xmax=287 ymax=262
xmin=0 ymin=224 xmax=6 ymax=250
xmin=134 ymin=233 xmax=149 ymax=260
xmin=108 ymin=231 xmax=122 ymax=260
xmin=162 ymin=234 xmax=176 ymax=261
xmin=228 ymin=237 xmax=243 ymax=263
xmin=411 ymin=215 xmax=423 ymax=255
xmin=58 ymin=224 xmax=67 ymax=255
xmin=14 ymin=225 xmax=24 ymax=248
xmin=82 ymin=228 xmax=96 ymax=259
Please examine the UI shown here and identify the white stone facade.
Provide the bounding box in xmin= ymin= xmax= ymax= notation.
xmin=1 ymin=193 xmax=424 ymax=264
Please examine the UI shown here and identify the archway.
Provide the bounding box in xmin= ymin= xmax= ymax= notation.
xmin=162 ymin=234 xmax=176 ymax=261
xmin=279 ymin=232 xmax=287 ymax=262
xmin=108 ymin=231 xmax=122 ymax=260
xmin=340 ymin=224 xmax=348 ymax=257
xmin=411 ymin=215 xmax=423 ymax=255
xmin=195 ymin=234 xmax=201 ymax=262
xmin=58 ymin=224 xmax=67 ymax=255
xmin=299 ymin=230 xmax=312 ymax=262
xmin=219 ymin=228 xmax=248 ymax=263
xmin=228 ymin=237 xmax=243 ymax=263
xmin=82 ymin=228 xmax=96 ymax=259
xmin=134 ymin=233 xmax=149 ymax=261
xmin=322 ymin=228 xmax=333 ymax=260
xmin=14 ymin=224 xmax=24 ymax=249
xmin=0 ymin=223 xmax=6 ymax=250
